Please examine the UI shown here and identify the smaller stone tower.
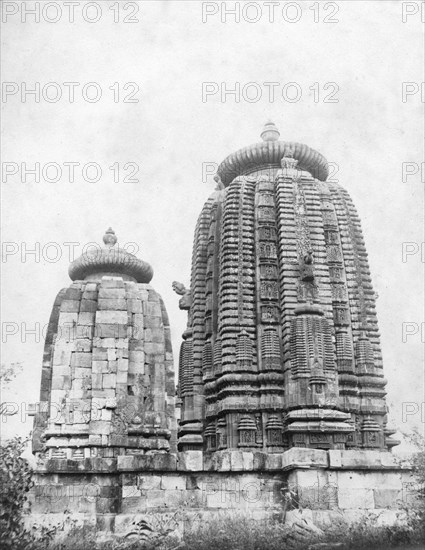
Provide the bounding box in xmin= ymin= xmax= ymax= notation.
xmin=32 ymin=229 xmax=176 ymax=461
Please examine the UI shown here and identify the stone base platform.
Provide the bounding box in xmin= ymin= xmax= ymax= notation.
xmin=27 ymin=448 xmax=416 ymax=537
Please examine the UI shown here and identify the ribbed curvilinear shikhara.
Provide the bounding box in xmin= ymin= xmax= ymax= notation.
xmin=175 ymin=121 xmax=398 ymax=454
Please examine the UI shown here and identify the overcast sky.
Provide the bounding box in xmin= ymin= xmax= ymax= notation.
xmin=1 ymin=0 xmax=423 ymax=447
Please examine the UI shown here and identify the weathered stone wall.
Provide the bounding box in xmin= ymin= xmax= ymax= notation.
xmin=32 ymin=278 xmax=177 ymax=459
xmin=27 ymin=449 xmax=415 ymax=536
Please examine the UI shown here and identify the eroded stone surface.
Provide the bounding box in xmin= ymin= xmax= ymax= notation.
xmin=176 ymin=124 xmax=397 ymax=454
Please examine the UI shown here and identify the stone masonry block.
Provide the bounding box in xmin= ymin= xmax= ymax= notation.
xmin=138 ymin=475 xmax=162 ymax=490
xmin=161 ymin=475 xmax=187 ymax=491
xmin=61 ymin=300 xmax=80 ymax=313
xmin=148 ymin=289 xmax=160 ymax=302
xmin=106 ymin=349 xmax=116 ymax=361
xmin=92 ymin=374 xmax=103 ymax=389
xmin=145 ymin=489 xmax=183 ymax=509
xmin=53 ymin=348 xmax=72 ymax=367
xmin=101 ymin=409 xmax=112 ymax=421
xmin=150 ymin=328 xmax=165 ymax=343
xmin=282 ymin=448 xmax=328 ymax=470
xmin=212 ymin=451 xmax=232 ymax=472
xmin=98 ymin=288 xmax=125 ymax=299
xmin=71 ymin=352 xmax=92 ymax=368
xmin=117 ymin=454 xmax=177 ymax=472
xmin=101 ymin=279 xmax=125 ymax=289
xmin=51 ymin=376 xmax=71 ymax=390
xmin=89 ymin=421 xmax=111 ymax=435
xmin=374 ymin=489 xmax=402 ymax=509
xmin=115 ymin=338 xmax=129 ymax=349
xmin=328 ymin=450 xmax=342 ymax=468
xmin=80 ymin=300 xmax=97 ymax=312
xmin=127 ymin=299 xmax=143 ymax=313
xmin=93 ymin=337 xmax=115 ymax=348
xmin=117 ymin=371 xmax=127 ymax=384
xmin=106 ymin=361 xmax=117 ymax=373
xmin=117 ymin=359 xmax=129 ymax=372
xmin=338 ymin=488 xmax=375 ymax=509
xmin=337 ymin=471 xmax=402 ymax=490
xmin=74 ymin=368 xmax=91 ymax=379
xmin=92 ymin=389 xmax=115 ymax=399
xmin=96 ymin=324 xmax=127 ymax=339
xmin=339 ymin=450 xmax=385 ymax=469
xmin=93 ymin=348 xmax=108 ymax=361
xmin=265 ymin=454 xmax=282 ymax=470
xmin=92 ymin=361 xmax=106 ymax=373
xmin=102 ymin=374 xmax=116 ymax=389
xmin=65 ymin=287 xmax=82 ymax=300
xmin=78 ymin=312 xmax=95 ymax=326
xmin=137 ymin=289 xmax=149 ymax=301
xmin=98 ymin=299 xmax=127 ymax=310
xmin=84 ymin=283 xmax=98 ymax=292
xmin=58 ymin=312 xmax=78 ymax=325
xmin=177 ymin=451 xmax=204 ymax=472
xmin=75 ymin=339 xmax=92 ymax=352
xmin=122 ymin=485 xmax=141 ymax=498
xmin=144 ymin=343 xmax=165 ymax=355
xmin=121 ymin=497 xmax=147 ymax=513
xmin=96 ymin=310 xmax=128 ymax=325
xmin=76 ymin=325 xmax=94 ymax=339
xmin=143 ymin=302 xmax=162 ymax=317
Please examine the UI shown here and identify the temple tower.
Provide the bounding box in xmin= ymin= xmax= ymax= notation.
xmin=176 ymin=122 xmax=397 ymax=453
xmin=32 ymin=229 xmax=176 ymax=461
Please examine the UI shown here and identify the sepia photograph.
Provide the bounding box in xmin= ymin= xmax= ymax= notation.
xmin=1 ymin=1 xmax=424 ymax=549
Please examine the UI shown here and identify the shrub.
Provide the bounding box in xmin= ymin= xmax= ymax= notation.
xmin=0 ymin=436 xmax=34 ymax=550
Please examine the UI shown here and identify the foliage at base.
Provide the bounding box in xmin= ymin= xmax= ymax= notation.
xmin=0 ymin=437 xmax=34 ymax=550
xmin=9 ymin=509 xmax=425 ymax=550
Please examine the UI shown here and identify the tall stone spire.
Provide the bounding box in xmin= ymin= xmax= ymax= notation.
xmin=176 ymin=123 xmax=396 ymax=453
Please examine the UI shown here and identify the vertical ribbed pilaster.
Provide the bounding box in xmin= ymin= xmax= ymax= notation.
xmin=255 ymin=175 xmax=284 ymax=414
xmin=331 ymin=184 xmax=387 ymax=448
xmin=275 ymin=172 xmax=298 ymax=383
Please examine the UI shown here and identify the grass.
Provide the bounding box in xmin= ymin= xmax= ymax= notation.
xmin=8 ymin=508 xmax=424 ymax=550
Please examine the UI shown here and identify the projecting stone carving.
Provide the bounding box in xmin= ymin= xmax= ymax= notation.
xmin=172 ymin=281 xmax=192 ymax=310
xmin=300 ymin=250 xmax=315 ymax=283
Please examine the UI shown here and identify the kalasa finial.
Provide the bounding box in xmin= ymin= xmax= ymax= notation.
xmin=103 ymin=227 xmax=117 ymax=248
xmin=260 ymin=120 xmax=280 ymax=142
xmin=69 ymin=228 xmax=153 ymax=283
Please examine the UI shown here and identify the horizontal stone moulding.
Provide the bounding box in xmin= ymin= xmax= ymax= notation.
xmin=34 ymin=448 xmax=411 ymax=476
